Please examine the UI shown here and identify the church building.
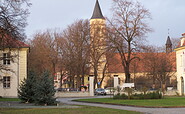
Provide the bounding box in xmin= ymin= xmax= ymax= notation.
xmin=89 ymin=0 xmax=176 ymax=89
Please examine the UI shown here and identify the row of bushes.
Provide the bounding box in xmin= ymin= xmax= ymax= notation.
xmin=113 ymin=91 xmax=163 ymax=99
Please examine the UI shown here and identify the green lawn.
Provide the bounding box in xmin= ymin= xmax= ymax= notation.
xmin=0 ymin=106 xmax=140 ymax=114
xmin=0 ymin=98 xmax=20 ymax=102
xmin=75 ymin=97 xmax=185 ymax=107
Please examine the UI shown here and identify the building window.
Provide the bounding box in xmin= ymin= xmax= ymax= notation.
xmin=3 ymin=76 xmax=10 ymax=88
xmin=3 ymin=53 xmax=10 ymax=65
xmin=180 ymin=55 xmax=183 ymax=67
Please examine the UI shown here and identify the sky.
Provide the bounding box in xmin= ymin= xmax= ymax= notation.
xmin=25 ymin=0 xmax=185 ymax=46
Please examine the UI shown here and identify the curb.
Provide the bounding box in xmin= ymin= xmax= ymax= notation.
xmin=72 ymin=100 xmax=185 ymax=108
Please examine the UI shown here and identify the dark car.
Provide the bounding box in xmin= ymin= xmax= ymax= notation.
xmin=94 ymin=88 xmax=106 ymax=95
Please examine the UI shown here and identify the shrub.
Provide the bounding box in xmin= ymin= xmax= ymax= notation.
xmin=134 ymin=91 xmax=162 ymax=99
xmin=18 ymin=71 xmax=36 ymax=103
xmin=113 ymin=93 xmax=128 ymax=99
xmin=33 ymin=71 xmax=56 ymax=105
xmin=113 ymin=91 xmax=162 ymax=100
xmin=18 ymin=70 xmax=56 ymax=105
xmin=141 ymin=87 xmax=148 ymax=95
xmin=120 ymin=93 xmax=128 ymax=99
xmin=113 ymin=93 xmax=121 ymax=99
xmin=125 ymin=88 xmax=134 ymax=99
xmin=131 ymin=93 xmax=144 ymax=99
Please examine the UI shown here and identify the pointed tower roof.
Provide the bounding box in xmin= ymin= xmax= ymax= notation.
xmin=91 ymin=0 xmax=105 ymax=19
xmin=166 ymin=36 xmax=172 ymax=45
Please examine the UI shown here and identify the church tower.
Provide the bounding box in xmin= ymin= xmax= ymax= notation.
xmin=90 ymin=0 xmax=106 ymax=87
xmin=166 ymin=36 xmax=172 ymax=53
xmin=90 ymin=0 xmax=106 ymax=42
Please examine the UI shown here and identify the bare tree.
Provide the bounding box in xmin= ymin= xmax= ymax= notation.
xmin=155 ymin=53 xmax=176 ymax=91
xmin=28 ymin=30 xmax=61 ymax=76
xmin=171 ymin=37 xmax=180 ymax=50
xmin=61 ymin=19 xmax=90 ymax=88
xmin=107 ymin=0 xmax=151 ymax=83
xmin=98 ymin=51 xmax=115 ymax=88
xmin=142 ymin=46 xmax=159 ymax=88
xmin=143 ymin=46 xmax=176 ymax=90
xmin=0 ymin=0 xmax=30 ymax=42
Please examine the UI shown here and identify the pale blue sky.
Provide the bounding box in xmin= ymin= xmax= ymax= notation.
xmin=25 ymin=0 xmax=185 ymax=46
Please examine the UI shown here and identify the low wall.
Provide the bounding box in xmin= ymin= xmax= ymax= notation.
xmin=164 ymin=90 xmax=178 ymax=96
xmin=55 ymin=91 xmax=90 ymax=98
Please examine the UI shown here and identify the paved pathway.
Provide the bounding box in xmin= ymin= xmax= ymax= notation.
xmin=0 ymin=101 xmax=80 ymax=109
xmin=57 ymin=96 xmax=185 ymax=114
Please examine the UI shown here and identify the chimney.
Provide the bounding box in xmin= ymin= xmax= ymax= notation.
xmin=181 ymin=33 xmax=185 ymax=46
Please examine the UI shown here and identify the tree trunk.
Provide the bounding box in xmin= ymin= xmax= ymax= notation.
xmin=81 ymin=65 xmax=85 ymax=85
xmin=100 ymin=62 xmax=107 ymax=88
xmin=60 ymin=73 xmax=63 ymax=88
xmin=71 ymin=75 xmax=75 ymax=88
xmin=162 ymin=83 xmax=166 ymax=94
xmin=94 ymin=66 xmax=98 ymax=89
xmin=81 ymin=74 xmax=84 ymax=85
xmin=125 ymin=65 xmax=131 ymax=83
xmin=125 ymin=73 xmax=131 ymax=83
xmin=152 ymin=74 xmax=156 ymax=89
xmin=76 ymin=75 xmax=81 ymax=90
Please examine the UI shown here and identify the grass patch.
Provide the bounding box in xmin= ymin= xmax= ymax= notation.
xmin=0 ymin=106 xmax=140 ymax=114
xmin=0 ymin=98 xmax=20 ymax=102
xmin=75 ymin=97 xmax=185 ymax=107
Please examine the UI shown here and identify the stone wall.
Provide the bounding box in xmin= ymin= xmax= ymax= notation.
xmin=55 ymin=91 xmax=90 ymax=98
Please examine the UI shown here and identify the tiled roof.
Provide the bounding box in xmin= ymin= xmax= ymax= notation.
xmin=176 ymin=40 xmax=185 ymax=48
xmin=0 ymin=35 xmax=29 ymax=48
xmin=107 ymin=52 xmax=176 ymax=73
xmin=176 ymin=33 xmax=185 ymax=48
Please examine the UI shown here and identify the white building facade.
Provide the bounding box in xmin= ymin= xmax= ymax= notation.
xmin=0 ymin=42 xmax=29 ymax=97
xmin=175 ymin=33 xmax=185 ymax=95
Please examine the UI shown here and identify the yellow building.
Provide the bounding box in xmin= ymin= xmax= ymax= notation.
xmin=0 ymin=37 xmax=29 ymax=97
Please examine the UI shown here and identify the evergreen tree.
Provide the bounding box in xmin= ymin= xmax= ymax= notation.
xmin=34 ymin=71 xmax=56 ymax=105
xmin=18 ymin=71 xmax=36 ymax=103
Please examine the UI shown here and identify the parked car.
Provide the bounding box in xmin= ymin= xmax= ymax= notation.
xmin=94 ymin=88 xmax=106 ymax=95
xmin=105 ymin=87 xmax=115 ymax=95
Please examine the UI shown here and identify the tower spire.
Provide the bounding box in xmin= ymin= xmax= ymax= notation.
xmin=166 ymin=36 xmax=172 ymax=53
xmin=91 ymin=0 xmax=105 ymax=19
xmin=166 ymin=36 xmax=172 ymax=46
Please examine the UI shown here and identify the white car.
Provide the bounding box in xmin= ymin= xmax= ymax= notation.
xmin=94 ymin=88 xmax=106 ymax=95
xmin=105 ymin=87 xmax=115 ymax=95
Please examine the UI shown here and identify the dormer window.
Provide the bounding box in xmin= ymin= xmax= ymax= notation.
xmin=3 ymin=53 xmax=10 ymax=65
